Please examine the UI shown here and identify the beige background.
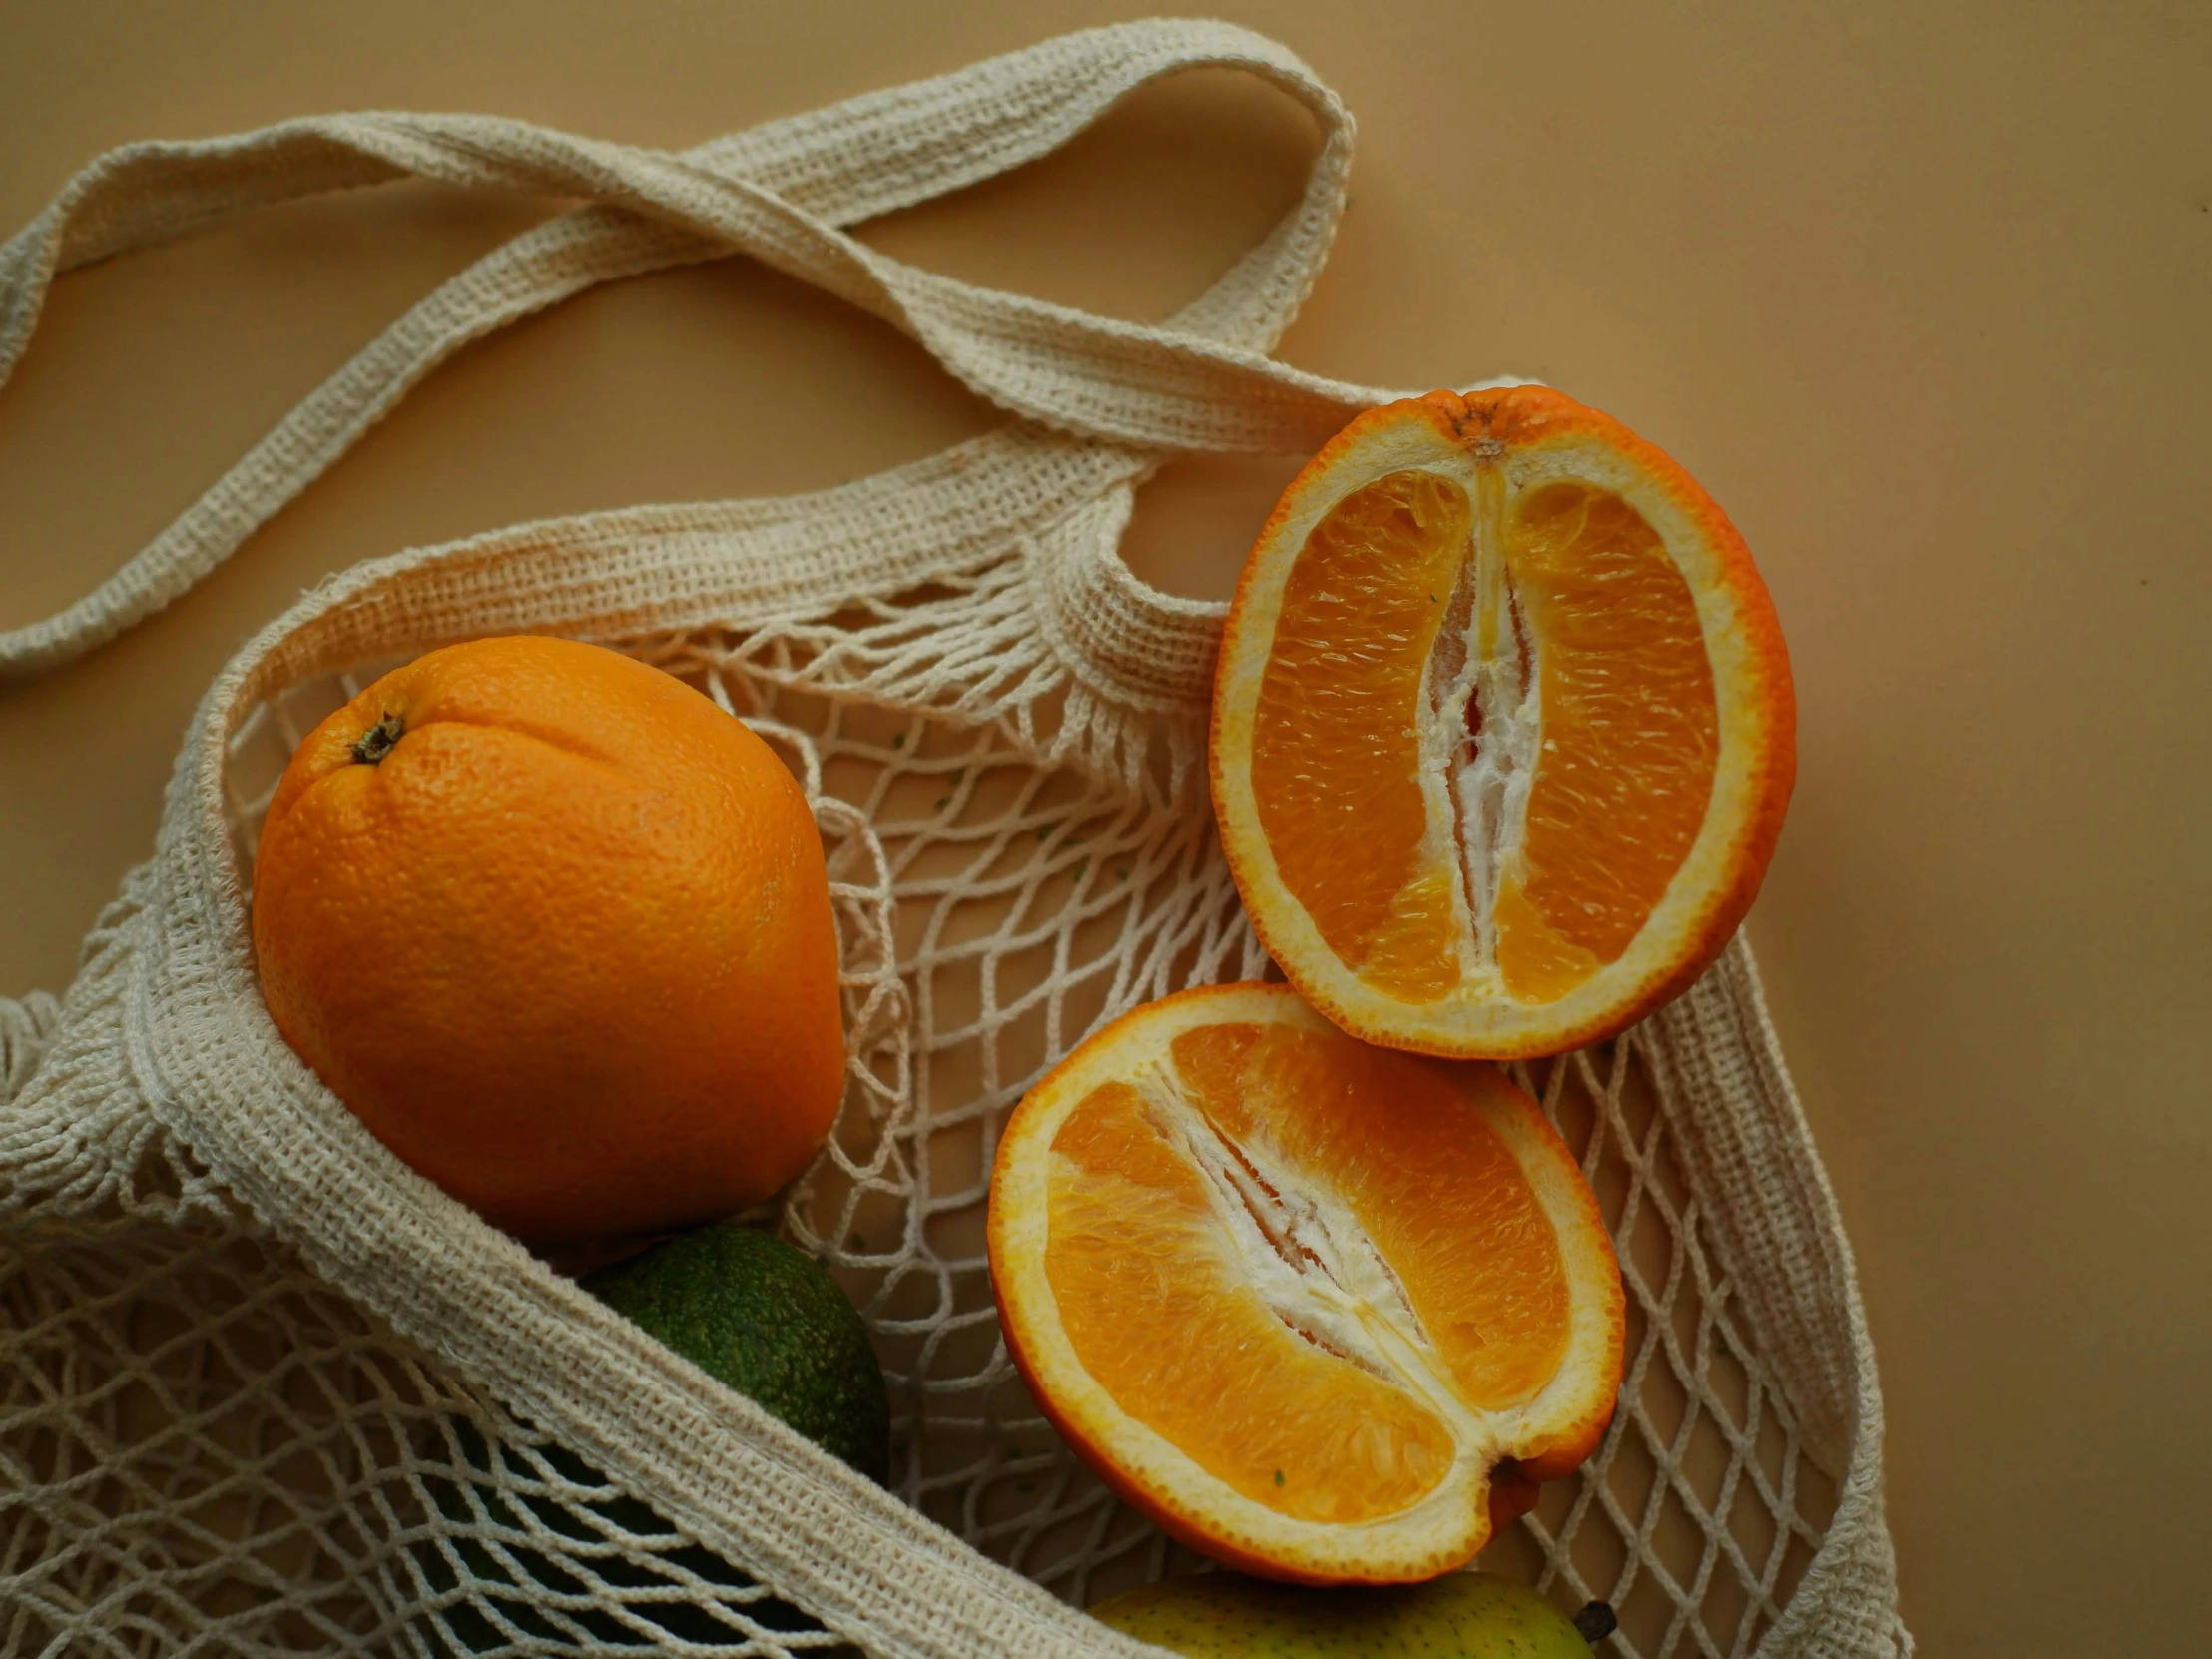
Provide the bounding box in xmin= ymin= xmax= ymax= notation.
xmin=1 ymin=1 xmax=2205 ymax=1652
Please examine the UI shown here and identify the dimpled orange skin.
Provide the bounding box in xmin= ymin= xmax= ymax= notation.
xmin=250 ymin=636 xmax=844 ymax=1245
xmin=1211 ymin=386 xmax=1798 ymax=1059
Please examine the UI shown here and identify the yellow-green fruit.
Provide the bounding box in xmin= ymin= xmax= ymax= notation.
xmin=1089 ymin=1572 xmax=1597 ymax=1658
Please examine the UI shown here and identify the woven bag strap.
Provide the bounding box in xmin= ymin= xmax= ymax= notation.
xmin=0 ymin=18 xmax=1427 ymax=682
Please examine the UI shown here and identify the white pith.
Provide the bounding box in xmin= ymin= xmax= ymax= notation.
xmin=1419 ymin=457 xmax=1542 ymax=978
xmin=992 ymin=986 xmax=1624 ymax=1578
xmin=1128 ymin=1057 xmax=1474 ymax=1432
xmin=1214 ymin=415 xmax=1772 ymax=1051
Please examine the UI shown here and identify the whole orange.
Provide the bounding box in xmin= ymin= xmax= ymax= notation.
xmin=250 ymin=635 xmax=844 ymax=1244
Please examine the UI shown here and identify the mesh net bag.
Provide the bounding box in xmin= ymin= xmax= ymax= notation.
xmin=0 ymin=21 xmax=1909 ymax=1657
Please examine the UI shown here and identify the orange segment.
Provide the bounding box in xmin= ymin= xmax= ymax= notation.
xmin=990 ymin=984 xmax=1625 ymax=1585
xmin=1166 ymin=1022 xmax=1569 ymax=1411
xmin=1499 ymin=482 xmax=1719 ymax=1000
xmin=1250 ymin=471 xmax=1468 ymax=1003
xmin=1211 ymin=387 xmax=1795 ymax=1059
xmin=1046 ymin=1080 xmax=1454 ymax=1524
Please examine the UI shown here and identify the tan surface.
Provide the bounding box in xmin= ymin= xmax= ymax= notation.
xmin=1 ymin=1 xmax=2204 ymax=1652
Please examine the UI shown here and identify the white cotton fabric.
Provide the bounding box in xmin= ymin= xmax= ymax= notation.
xmin=0 ymin=20 xmax=1906 ymax=1657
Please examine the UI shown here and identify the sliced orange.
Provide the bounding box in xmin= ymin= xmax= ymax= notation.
xmin=1211 ymin=387 xmax=1794 ymax=1058
xmin=987 ymin=984 xmax=1623 ymax=1584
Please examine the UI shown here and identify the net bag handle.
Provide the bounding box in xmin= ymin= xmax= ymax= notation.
xmin=0 ymin=18 xmax=1446 ymax=683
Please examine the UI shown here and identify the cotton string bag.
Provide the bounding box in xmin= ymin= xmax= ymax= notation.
xmin=0 ymin=19 xmax=1909 ymax=1658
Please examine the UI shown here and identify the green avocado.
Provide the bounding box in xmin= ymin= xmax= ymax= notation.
xmin=416 ymin=1225 xmax=888 ymax=1652
xmin=1089 ymin=1572 xmax=1601 ymax=1658
xmin=581 ymin=1222 xmax=890 ymax=1486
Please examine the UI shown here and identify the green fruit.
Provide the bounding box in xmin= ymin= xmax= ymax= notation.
xmin=415 ymin=1225 xmax=888 ymax=1651
xmin=581 ymin=1222 xmax=890 ymax=1485
xmin=1089 ymin=1572 xmax=1598 ymax=1658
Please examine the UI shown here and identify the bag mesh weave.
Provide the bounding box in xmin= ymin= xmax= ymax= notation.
xmin=0 ymin=21 xmax=1906 ymax=1658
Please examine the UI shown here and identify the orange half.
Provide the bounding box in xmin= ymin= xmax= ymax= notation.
xmin=987 ymin=984 xmax=1624 ymax=1583
xmin=1211 ymin=388 xmax=1795 ymax=1057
